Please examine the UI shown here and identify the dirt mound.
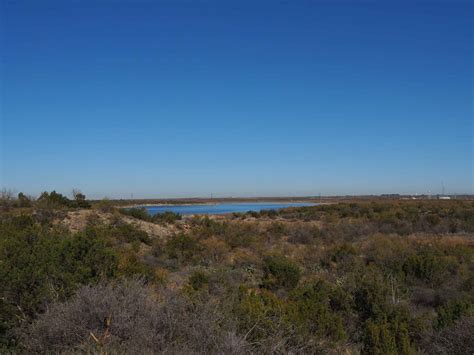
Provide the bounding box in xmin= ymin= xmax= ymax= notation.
xmin=59 ymin=209 xmax=178 ymax=238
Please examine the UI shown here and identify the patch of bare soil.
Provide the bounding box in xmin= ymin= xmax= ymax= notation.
xmin=58 ymin=209 xmax=179 ymax=239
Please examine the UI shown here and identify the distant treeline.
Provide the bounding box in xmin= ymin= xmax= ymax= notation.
xmin=1 ymin=189 xmax=90 ymax=209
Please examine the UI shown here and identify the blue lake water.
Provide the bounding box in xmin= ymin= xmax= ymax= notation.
xmin=144 ymin=202 xmax=317 ymax=216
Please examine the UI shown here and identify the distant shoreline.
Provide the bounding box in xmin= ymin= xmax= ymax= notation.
xmin=120 ymin=202 xmax=219 ymax=208
xmin=121 ymin=201 xmax=322 ymax=209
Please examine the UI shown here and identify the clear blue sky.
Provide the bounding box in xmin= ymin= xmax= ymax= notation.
xmin=1 ymin=0 xmax=472 ymax=198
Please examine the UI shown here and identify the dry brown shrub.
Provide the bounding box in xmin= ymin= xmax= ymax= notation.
xmin=287 ymin=222 xmax=319 ymax=244
xmin=422 ymin=316 xmax=474 ymax=354
xmin=200 ymin=236 xmax=230 ymax=265
xmin=19 ymin=278 xmax=250 ymax=354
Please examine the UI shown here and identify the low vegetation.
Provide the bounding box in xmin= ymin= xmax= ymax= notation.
xmin=1 ymin=192 xmax=473 ymax=354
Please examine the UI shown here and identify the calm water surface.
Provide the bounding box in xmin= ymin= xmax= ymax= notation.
xmin=144 ymin=202 xmax=317 ymax=215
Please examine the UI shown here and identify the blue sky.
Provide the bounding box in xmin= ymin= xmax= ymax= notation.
xmin=1 ymin=0 xmax=472 ymax=198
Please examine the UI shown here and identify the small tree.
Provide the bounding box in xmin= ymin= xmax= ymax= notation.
xmin=37 ymin=190 xmax=71 ymax=208
xmin=18 ymin=192 xmax=32 ymax=207
xmin=72 ymin=189 xmax=90 ymax=208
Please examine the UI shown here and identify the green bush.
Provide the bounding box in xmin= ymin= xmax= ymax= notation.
xmin=288 ymin=281 xmax=347 ymax=341
xmin=402 ymin=248 xmax=449 ymax=285
xmin=165 ymin=234 xmax=201 ymax=265
xmin=363 ymin=319 xmax=398 ymax=355
xmin=0 ymin=222 xmax=118 ymax=346
xmin=353 ymin=271 xmax=391 ymax=321
xmin=154 ymin=211 xmax=182 ymax=224
xmin=262 ymin=255 xmax=301 ymax=290
xmin=114 ymin=223 xmax=151 ymax=245
xmin=117 ymin=250 xmax=155 ymax=280
xmin=188 ymin=270 xmax=209 ymax=290
xmin=436 ymin=299 xmax=473 ymax=329
xmin=362 ymin=317 xmax=411 ymax=355
xmin=233 ymin=287 xmax=289 ymax=342
xmin=120 ymin=207 xmax=153 ymax=222
xmin=330 ymin=243 xmax=357 ymax=263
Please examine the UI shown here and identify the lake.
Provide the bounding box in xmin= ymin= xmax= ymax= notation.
xmin=144 ymin=202 xmax=317 ymax=216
